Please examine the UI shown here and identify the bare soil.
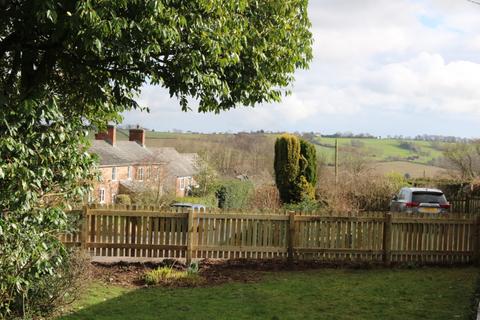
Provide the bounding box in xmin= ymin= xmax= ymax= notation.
xmin=90 ymin=259 xmax=384 ymax=288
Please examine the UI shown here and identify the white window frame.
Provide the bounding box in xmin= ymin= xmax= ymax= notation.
xmin=138 ymin=167 xmax=144 ymax=181
xmin=99 ymin=188 xmax=106 ymax=204
xmin=127 ymin=166 xmax=132 ymax=180
xmin=180 ymin=177 xmax=185 ymax=190
xmin=112 ymin=167 xmax=117 ymax=181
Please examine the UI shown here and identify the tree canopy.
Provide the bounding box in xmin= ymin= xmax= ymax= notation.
xmin=1 ymin=0 xmax=312 ymax=115
xmin=0 ymin=1 xmax=312 ymax=317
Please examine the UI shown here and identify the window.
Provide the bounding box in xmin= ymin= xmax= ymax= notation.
xmin=147 ymin=167 xmax=151 ymax=180
xmin=87 ymin=191 xmax=93 ymax=203
xmin=99 ymin=188 xmax=105 ymax=204
xmin=412 ymin=192 xmax=447 ymax=204
xmin=180 ymin=177 xmax=185 ymax=190
xmin=127 ymin=166 xmax=132 ymax=180
xmin=137 ymin=167 xmax=144 ymax=180
xmin=112 ymin=193 xmax=117 ymax=204
xmin=112 ymin=167 xmax=117 ymax=181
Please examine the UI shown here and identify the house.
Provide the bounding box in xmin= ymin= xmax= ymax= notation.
xmin=89 ymin=125 xmax=198 ymax=204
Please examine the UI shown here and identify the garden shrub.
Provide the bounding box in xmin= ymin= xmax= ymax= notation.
xmin=248 ymin=184 xmax=281 ymax=211
xmin=300 ymin=139 xmax=317 ymax=187
xmin=274 ymin=134 xmax=317 ymax=204
xmin=274 ymin=134 xmax=302 ymax=204
xmin=316 ymin=170 xmax=411 ymax=213
xmin=23 ymin=248 xmax=91 ymax=318
xmin=216 ymin=180 xmax=254 ymax=209
xmin=131 ymin=190 xmax=175 ymax=208
xmin=115 ymin=194 xmax=131 ymax=205
xmin=293 ymin=175 xmax=315 ymax=203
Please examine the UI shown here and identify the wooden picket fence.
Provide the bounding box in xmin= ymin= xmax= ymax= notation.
xmin=60 ymin=205 xmax=480 ymax=265
xmin=450 ymin=197 xmax=480 ymax=214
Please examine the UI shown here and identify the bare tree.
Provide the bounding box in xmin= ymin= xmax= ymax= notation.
xmin=443 ymin=142 xmax=480 ymax=179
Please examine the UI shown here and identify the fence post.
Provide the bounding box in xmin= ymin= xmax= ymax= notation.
xmin=80 ymin=205 xmax=88 ymax=250
xmin=383 ymin=212 xmax=392 ymax=266
xmin=186 ymin=209 xmax=194 ymax=265
xmin=288 ymin=211 xmax=296 ymax=264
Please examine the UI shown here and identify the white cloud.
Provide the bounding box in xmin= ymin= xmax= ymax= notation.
xmin=124 ymin=0 xmax=480 ymax=137
xmin=360 ymin=52 xmax=480 ymax=114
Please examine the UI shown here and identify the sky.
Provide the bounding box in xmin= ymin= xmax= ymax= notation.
xmin=123 ymin=0 xmax=480 ymax=138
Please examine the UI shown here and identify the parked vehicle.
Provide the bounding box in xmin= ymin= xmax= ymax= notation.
xmin=390 ymin=187 xmax=450 ymax=214
xmin=171 ymin=202 xmax=207 ymax=211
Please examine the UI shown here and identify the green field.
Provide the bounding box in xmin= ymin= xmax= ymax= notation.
xmin=313 ymin=137 xmax=448 ymax=165
xmin=60 ymin=267 xmax=478 ymax=320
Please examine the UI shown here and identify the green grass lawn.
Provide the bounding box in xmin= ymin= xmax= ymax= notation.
xmin=60 ymin=267 xmax=479 ymax=320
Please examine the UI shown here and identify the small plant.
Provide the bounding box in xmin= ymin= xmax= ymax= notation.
xmin=144 ymin=264 xmax=203 ymax=286
xmin=187 ymin=262 xmax=199 ymax=275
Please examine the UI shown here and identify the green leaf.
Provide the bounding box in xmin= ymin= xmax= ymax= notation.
xmin=46 ymin=9 xmax=57 ymax=23
xmin=94 ymin=39 xmax=102 ymax=53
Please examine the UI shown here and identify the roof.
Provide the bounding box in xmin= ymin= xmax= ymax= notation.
xmin=89 ymin=141 xmax=198 ymax=177
xmin=89 ymin=140 xmax=159 ymax=166
xmin=149 ymin=147 xmax=198 ymax=177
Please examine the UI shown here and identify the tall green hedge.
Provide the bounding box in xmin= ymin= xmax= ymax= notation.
xmin=300 ymin=139 xmax=317 ymax=186
xmin=274 ymin=134 xmax=317 ymax=204
xmin=274 ymin=134 xmax=301 ymax=204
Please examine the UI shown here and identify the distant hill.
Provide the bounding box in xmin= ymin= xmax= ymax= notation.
xmin=311 ymin=137 xmax=450 ymax=166
xmin=89 ymin=130 xmax=454 ymax=180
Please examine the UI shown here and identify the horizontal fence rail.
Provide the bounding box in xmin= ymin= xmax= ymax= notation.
xmin=60 ymin=205 xmax=480 ymax=265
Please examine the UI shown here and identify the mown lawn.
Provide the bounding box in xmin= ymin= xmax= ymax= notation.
xmin=60 ymin=267 xmax=479 ymax=320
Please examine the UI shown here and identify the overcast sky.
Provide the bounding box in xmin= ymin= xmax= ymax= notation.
xmin=123 ymin=0 xmax=480 ymax=138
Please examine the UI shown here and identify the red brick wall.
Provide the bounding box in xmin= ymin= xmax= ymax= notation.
xmin=91 ymin=164 xmax=170 ymax=203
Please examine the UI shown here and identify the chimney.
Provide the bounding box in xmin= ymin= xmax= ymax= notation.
xmin=129 ymin=127 xmax=145 ymax=147
xmin=95 ymin=125 xmax=116 ymax=145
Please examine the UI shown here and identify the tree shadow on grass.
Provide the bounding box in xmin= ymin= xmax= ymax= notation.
xmin=60 ymin=284 xmax=281 ymax=320
xmin=60 ymin=268 xmax=479 ymax=320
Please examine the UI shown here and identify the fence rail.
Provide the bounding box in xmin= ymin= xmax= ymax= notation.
xmin=60 ymin=205 xmax=480 ymax=265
